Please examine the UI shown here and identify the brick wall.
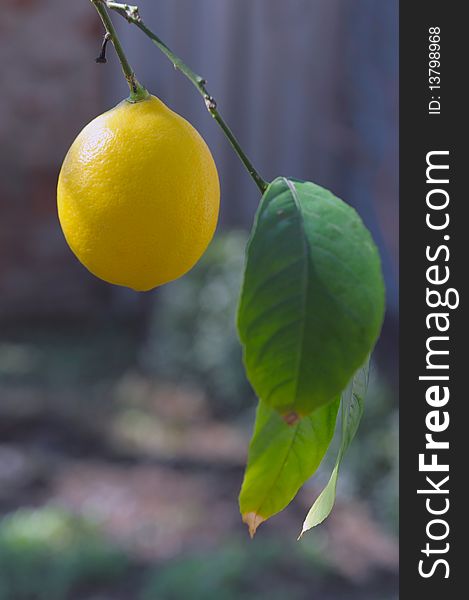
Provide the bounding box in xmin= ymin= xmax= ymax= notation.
xmin=0 ymin=0 xmax=114 ymax=321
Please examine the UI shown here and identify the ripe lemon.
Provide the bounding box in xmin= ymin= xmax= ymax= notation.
xmin=57 ymin=95 xmax=220 ymax=291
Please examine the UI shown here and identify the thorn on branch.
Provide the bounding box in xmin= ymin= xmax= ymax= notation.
xmin=204 ymin=95 xmax=217 ymax=112
xmin=106 ymin=2 xmax=141 ymax=23
xmin=95 ymin=32 xmax=111 ymax=64
xmin=127 ymin=5 xmax=141 ymax=22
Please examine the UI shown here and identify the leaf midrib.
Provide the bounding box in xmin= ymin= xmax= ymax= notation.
xmin=284 ymin=177 xmax=311 ymax=410
xmin=249 ymin=179 xmax=311 ymax=517
xmin=252 ymin=415 xmax=302 ymax=518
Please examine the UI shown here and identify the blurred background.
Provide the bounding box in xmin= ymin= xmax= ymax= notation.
xmin=0 ymin=1 xmax=398 ymax=599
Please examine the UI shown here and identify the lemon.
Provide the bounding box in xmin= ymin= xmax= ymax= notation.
xmin=57 ymin=95 xmax=220 ymax=291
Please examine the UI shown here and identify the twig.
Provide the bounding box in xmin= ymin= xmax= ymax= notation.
xmin=104 ymin=1 xmax=268 ymax=194
xmin=91 ymin=0 xmax=148 ymax=102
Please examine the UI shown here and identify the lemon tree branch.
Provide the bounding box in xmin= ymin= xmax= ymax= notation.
xmin=91 ymin=0 xmax=148 ymax=102
xmin=104 ymin=1 xmax=268 ymax=194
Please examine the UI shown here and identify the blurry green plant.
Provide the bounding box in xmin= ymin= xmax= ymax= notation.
xmin=344 ymin=372 xmax=399 ymax=531
xmin=143 ymin=231 xmax=255 ymax=416
xmin=0 ymin=330 xmax=139 ymax=387
xmin=140 ymin=538 xmax=332 ymax=600
xmin=0 ymin=507 xmax=128 ymax=600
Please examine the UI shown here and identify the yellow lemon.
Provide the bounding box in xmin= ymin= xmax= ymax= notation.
xmin=57 ymin=95 xmax=220 ymax=291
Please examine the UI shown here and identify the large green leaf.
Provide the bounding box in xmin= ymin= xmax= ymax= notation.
xmin=239 ymin=396 xmax=340 ymax=537
xmin=299 ymin=360 xmax=369 ymax=537
xmin=237 ymin=177 xmax=384 ymax=417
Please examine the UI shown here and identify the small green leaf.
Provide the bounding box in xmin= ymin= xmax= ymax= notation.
xmin=299 ymin=361 xmax=369 ymax=537
xmin=237 ymin=177 xmax=384 ymax=417
xmin=239 ymin=396 xmax=340 ymax=537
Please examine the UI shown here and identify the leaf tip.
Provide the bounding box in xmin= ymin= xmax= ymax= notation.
xmin=242 ymin=512 xmax=265 ymax=538
xmin=297 ymin=523 xmax=311 ymax=541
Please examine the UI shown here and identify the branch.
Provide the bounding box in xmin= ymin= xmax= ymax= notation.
xmin=104 ymin=1 xmax=268 ymax=194
xmin=91 ymin=0 xmax=148 ymax=102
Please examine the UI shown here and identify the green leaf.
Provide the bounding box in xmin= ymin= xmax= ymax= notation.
xmin=299 ymin=361 xmax=369 ymax=537
xmin=237 ymin=177 xmax=384 ymax=417
xmin=239 ymin=396 xmax=340 ymax=537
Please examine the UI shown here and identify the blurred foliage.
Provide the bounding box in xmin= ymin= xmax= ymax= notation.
xmin=346 ymin=370 xmax=399 ymax=531
xmin=141 ymin=538 xmax=332 ymax=600
xmin=0 ymin=509 xmax=397 ymax=600
xmin=314 ymin=368 xmax=398 ymax=534
xmin=0 ymin=236 xmax=397 ymax=600
xmin=143 ymin=232 xmax=254 ymax=416
xmin=0 ymin=507 xmax=127 ymax=600
xmin=0 ymin=328 xmax=139 ymax=388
